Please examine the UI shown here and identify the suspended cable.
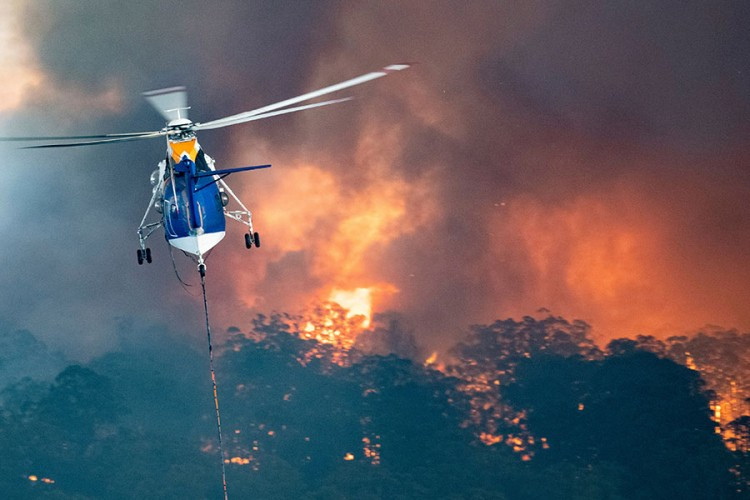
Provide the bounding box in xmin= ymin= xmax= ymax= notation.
xmin=200 ymin=266 xmax=229 ymax=500
xmin=168 ymin=243 xmax=193 ymax=293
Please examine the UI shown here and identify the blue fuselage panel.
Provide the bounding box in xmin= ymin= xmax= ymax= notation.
xmin=162 ymin=170 xmax=226 ymax=241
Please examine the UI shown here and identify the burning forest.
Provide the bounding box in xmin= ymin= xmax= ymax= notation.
xmin=2 ymin=1 xmax=750 ymax=498
xmin=1 ymin=308 xmax=748 ymax=499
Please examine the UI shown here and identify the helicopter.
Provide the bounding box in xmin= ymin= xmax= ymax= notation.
xmin=2 ymin=64 xmax=410 ymax=274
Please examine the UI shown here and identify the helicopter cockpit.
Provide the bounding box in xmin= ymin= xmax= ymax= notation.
xmin=167 ymin=129 xmax=196 ymax=142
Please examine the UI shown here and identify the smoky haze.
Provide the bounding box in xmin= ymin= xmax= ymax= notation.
xmin=1 ymin=0 xmax=749 ymax=358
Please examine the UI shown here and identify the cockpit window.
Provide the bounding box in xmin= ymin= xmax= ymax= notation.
xmin=167 ymin=130 xmax=196 ymax=142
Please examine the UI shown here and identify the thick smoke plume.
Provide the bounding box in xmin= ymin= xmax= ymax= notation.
xmin=2 ymin=1 xmax=749 ymax=356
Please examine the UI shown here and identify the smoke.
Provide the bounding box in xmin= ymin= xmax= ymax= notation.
xmin=218 ymin=1 xmax=750 ymax=349
xmin=2 ymin=1 xmax=750 ymax=357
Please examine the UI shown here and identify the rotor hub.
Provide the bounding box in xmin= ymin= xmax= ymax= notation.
xmin=167 ymin=118 xmax=193 ymax=128
xmin=166 ymin=119 xmax=195 ymax=141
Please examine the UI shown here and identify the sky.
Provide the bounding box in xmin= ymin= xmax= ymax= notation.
xmin=1 ymin=0 xmax=749 ymax=360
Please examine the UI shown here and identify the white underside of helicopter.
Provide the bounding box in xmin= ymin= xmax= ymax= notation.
xmin=169 ymin=231 xmax=226 ymax=256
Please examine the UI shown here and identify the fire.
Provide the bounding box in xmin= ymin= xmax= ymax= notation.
xmin=362 ymin=436 xmax=381 ymax=465
xmin=425 ymin=351 xmax=439 ymax=365
xmin=296 ymin=285 xmax=398 ymax=364
xmin=300 ymin=301 xmax=365 ymax=354
xmin=27 ymin=474 xmax=54 ymax=484
xmin=226 ymin=456 xmax=253 ymax=465
xmin=329 ymin=287 xmax=373 ymax=328
xmin=479 ymin=432 xmax=503 ymax=446
xmin=229 ymin=160 xmax=426 ymax=314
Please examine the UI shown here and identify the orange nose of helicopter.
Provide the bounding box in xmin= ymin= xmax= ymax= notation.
xmin=168 ymin=137 xmax=199 ymax=163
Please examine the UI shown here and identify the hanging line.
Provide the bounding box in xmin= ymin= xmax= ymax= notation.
xmin=169 ymin=243 xmax=194 ymax=293
xmin=200 ymin=267 xmax=229 ymax=500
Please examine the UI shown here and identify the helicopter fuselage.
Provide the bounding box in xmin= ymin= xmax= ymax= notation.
xmin=159 ymin=134 xmax=226 ymax=256
xmin=136 ymin=128 xmax=268 ymax=265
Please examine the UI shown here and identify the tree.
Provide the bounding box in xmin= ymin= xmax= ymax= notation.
xmin=504 ymin=349 xmax=736 ymax=499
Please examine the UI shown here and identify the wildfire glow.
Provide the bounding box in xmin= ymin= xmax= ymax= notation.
xmin=329 ymin=287 xmax=373 ymax=328
xmin=425 ymin=351 xmax=439 ymax=365
xmin=0 ymin=2 xmax=43 ymax=113
xmin=479 ymin=432 xmax=503 ymax=446
xmin=26 ymin=474 xmax=54 ymax=484
xmin=362 ymin=436 xmax=381 ymax=465
xmin=225 ymin=456 xmax=253 ymax=465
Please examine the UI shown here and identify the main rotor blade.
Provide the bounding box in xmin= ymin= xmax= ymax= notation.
xmin=196 ymin=63 xmax=410 ymax=130
xmin=143 ymin=86 xmax=189 ymax=121
xmin=20 ymin=131 xmax=166 ymax=149
xmin=194 ymin=97 xmax=352 ymax=131
xmin=0 ymin=131 xmax=162 ymax=142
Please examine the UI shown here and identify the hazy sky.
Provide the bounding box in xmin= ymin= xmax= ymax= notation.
xmin=2 ymin=0 xmax=749 ymax=359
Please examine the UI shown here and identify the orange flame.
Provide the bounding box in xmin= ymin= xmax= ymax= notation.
xmin=329 ymin=287 xmax=373 ymax=328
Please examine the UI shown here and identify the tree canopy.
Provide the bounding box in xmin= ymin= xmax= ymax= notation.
xmin=0 ymin=316 xmax=747 ymax=498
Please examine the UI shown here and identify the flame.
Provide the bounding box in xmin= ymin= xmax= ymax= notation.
xmin=329 ymin=288 xmax=373 ymax=328
xmin=362 ymin=436 xmax=381 ymax=465
xmin=479 ymin=432 xmax=503 ymax=446
xmin=300 ymin=302 xmax=364 ymax=353
xmin=425 ymin=351 xmax=439 ymax=365
xmin=26 ymin=474 xmax=54 ymax=484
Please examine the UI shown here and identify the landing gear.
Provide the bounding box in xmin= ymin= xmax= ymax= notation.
xmin=225 ymin=205 xmax=261 ymax=250
xmin=137 ymin=248 xmax=153 ymax=265
xmin=244 ymin=231 xmax=260 ymax=249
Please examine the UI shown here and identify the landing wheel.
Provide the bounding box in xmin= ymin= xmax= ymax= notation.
xmin=245 ymin=233 xmax=252 ymax=249
xmin=137 ymin=249 xmax=144 ymax=265
xmin=253 ymin=231 xmax=260 ymax=248
xmin=145 ymin=248 xmax=152 ymax=264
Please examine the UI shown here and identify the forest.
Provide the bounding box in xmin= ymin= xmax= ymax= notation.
xmin=0 ymin=313 xmax=748 ymax=499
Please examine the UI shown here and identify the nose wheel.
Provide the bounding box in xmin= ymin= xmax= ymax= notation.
xmin=244 ymin=231 xmax=260 ymax=249
xmin=137 ymin=248 xmax=152 ymax=265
